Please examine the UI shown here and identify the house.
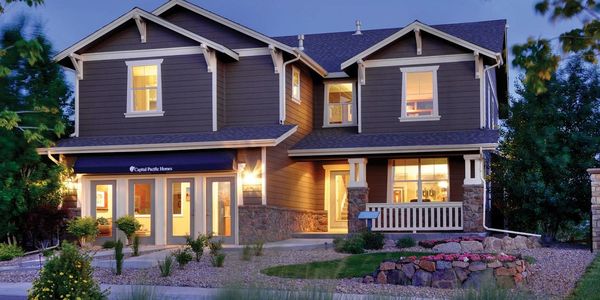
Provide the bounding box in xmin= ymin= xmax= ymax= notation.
xmin=39 ymin=0 xmax=508 ymax=245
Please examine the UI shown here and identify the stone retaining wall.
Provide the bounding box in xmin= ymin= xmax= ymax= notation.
xmin=588 ymin=168 xmax=600 ymax=252
xmin=238 ymin=205 xmax=327 ymax=244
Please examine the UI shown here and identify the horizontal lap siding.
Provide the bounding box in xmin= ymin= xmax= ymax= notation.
xmin=362 ymin=61 xmax=479 ymax=133
xmin=217 ymin=60 xmax=226 ymax=129
xmin=160 ymin=6 xmax=266 ymax=49
xmin=367 ymin=32 xmax=470 ymax=60
xmin=224 ymin=56 xmax=279 ymax=126
xmin=79 ymin=55 xmax=212 ymax=137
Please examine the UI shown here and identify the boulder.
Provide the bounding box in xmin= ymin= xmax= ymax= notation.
xmin=502 ymin=236 xmax=516 ymax=251
xmin=387 ymin=269 xmax=410 ymax=285
xmin=412 ymin=270 xmax=432 ymax=287
xmin=431 ymin=269 xmax=459 ymax=289
xmin=463 ymin=269 xmax=494 ymax=289
xmin=379 ymin=261 xmax=396 ymax=271
xmin=436 ymin=261 xmax=453 ymax=270
xmin=419 ymin=260 xmax=436 ymax=272
xmin=376 ymin=271 xmax=387 ymax=284
xmin=460 ymin=240 xmax=484 ymax=252
xmin=452 ymin=261 xmax=469 ymax=268
xmin=401 ymin=263 xmax=415 ymax=279
xmin=468 ymin=261 xmax=487 ymax=272
xmin=487 ymin=261 xmax=502 ymax=268
xmin=483 ymin=237 xmax=503 ymax=252
xmin=363 ymin=275 xmax=374 ymax=284
xmin=432 ymin=242 xmax=462 ymax=253
xmin=495 ymin=267 xmax=517 ymax=276
xmin=454 ymin=267 xmax=470 ymax=282
xmin=514 ymin=236 xmax=528 ymax=250
xmin=527 ymin=236 xmax=542 ymax=248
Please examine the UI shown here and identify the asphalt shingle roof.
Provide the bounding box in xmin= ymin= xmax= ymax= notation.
xmin=273 ymin=20 xmax=506 ymax=72
xmin=55 ymin=125 xmax=296 ymax=148
xmin=291 ymin=128 xmax=499 ymax=151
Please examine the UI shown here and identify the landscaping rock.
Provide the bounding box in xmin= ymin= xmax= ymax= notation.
xmin=460 ymin=240 xmax=484 ymax=252
xmin=527 ymin=236 xmax=542 ymax=248
xmin=454 ymin=267 xmax=470 ymax=282
xmin=418 ymin=260 xmax=436 ymax=272
xmin=495 ymin=267 xmax=517 ymax=276
xmin=401 ymin=263 xmax=415 ymax=279
xmin=379 ymin=261 xmax=396 ymax=271
xmin=502 ymin=236 xmax=516 ymax=251
xmin=376 ymin=271 xmax=387 ymax=284
xmin=487 ymin=261 xmax=502 ymax=268
xmin=514 ymin=236 xmax=528 ymax=250
xmin=412 ymin=270 xmax=432 ymax=287
xmin=483 ymin=237 xmax=503 ymax=252
xmin=452 ymin=261 xmax=469 ymax=268
xmin=468 ymin=261 xmax=487 ymax=272
xmin=463 ymin=269 xmax=494 ymax=289
xmin=436 ymin=261 xmax=452 ymax=270
xmin=363 ymin=275 xmax=374 ymax=284
xmin=387 ymin=269 xmax=410 ymax=285
xmin=432 ymin=242 xmax=461 ymax=253
xmin=431 ymin=269 xmax=458 ymax=289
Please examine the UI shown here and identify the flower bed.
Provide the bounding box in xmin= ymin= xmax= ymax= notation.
xmin=362 ymin=252 xmax=529 ymax=289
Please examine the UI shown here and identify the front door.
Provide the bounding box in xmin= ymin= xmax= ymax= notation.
xmin=329 ymin=171 xmax=349 ymax=231
xmin=128 ymin=179 xmax=155 ymax=244
xmin=166 ymin=178 xmax=194 ymax=244
xmin=91 ymin=180 xmax=117 ymax=243
xmin=206 ymin=177 xmax=236 ymax=244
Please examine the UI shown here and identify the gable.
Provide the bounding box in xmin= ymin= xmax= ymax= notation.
xmin=367 ymin=31 xmax=471 ymax=60
xmin=158 ymin=4 xmax=267 ymax=49
xmin=80 ymin=19 xmax=197 ymax=54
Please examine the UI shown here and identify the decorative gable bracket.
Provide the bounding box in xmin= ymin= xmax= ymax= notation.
xmin=358 ymin=60 xmax=366 ymax=85
xmin=133 ymin=14 xmax=147 ymax=43
xmin=268 ymin=45 xmax=283 ymax=74
xmin=414 ymin=28 xmax=422 ymax=55
xmin=69 ymin=54 xmax=83 ymax=80
xmin=474 ymin=51 xmax=483 ymax=79
xmin=200 ymin=44 xmax=217 ymax=73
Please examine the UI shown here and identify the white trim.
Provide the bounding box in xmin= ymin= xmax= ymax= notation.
xmin=325 ymin=72 xmax=349 ymax=79
xmin=288 ymin=143 xmax=497 ymax=157
xmin=387 ymin=158 xmax=450 ymax=204
xmin=80 ymin=46 xmax=204 ymax=61
xmin=348 ymin=158 xmax=368 ymax=188
xmin=268 ymin=45 xmax=283 ymax=74
xmin=357 ymin=64 xmax=363 ymax=133
xmin=133 ymin=14 xmax=147 ymax=43
xmin=323 ymin=164 xmax=350 ymax=233
xmin=479 ymin=58 xmax=486 ymax=129
xmin=72 ymin=70 xmax=80 ymax=137
xmin=237 ymin=47 xmax=270 ymax=57
xmin=414 ymin=28 xmax=422 ymax=55
xmin=399 ymin=65 xmax=440 ymax=122
xmin=291 ymin=66 xmax=301 ymax=103
xmin=39 ymin=126 xmax=297 ymax=155
xmin=54 ymin=8 xmax=238 ymax=63
xmin=280 ymin=56 xmax=301 ymax=123
xmin=261 ymin=147 xmax=267 ymax=205
xmin=340 ymin=21 xmax=500 ymax=70
xmin=125 ymin=59 xmax=164 ymax=118
xmin=69 ymin=55 xmax=83 ymax=79
xmin=323 ymin=80 xmax=357 ymax=127
xmin=363 ymin=54 xmax=474 ymax=68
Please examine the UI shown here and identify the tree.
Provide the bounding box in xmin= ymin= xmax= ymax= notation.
xmin=493 ymin=57 xmax=600 ymax=238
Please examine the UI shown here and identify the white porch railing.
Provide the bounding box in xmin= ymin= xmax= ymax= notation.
xmin=366 ymin=202 xmax=463 ymax=232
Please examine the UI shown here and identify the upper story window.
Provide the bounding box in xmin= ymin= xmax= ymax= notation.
xmin=324 ymin=82 xmax=356 ymax=127
xmin=399 ymin=65 xmax=440 ymax=122
xmin=291 ymin=66 xmax=301 ymax=103
xmin=125 ymin=59 xmax=164 ymax=118
xmin=389 ymin=158 xmax=449 ymax=204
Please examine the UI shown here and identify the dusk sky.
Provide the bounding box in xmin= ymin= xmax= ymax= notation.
xmin=0 ymin=0 xmax=584 ymax=89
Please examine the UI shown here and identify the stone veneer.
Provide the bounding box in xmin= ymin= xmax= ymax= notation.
xmin=588 ymin=169 xmax=600 ymax=252
xmin=348 ymin=187 xmax=369 ymax=233
xmin=238 ymin=205 xmax=327 ymax=244
xmin=463 ymin=184 xmax=485 ymax=232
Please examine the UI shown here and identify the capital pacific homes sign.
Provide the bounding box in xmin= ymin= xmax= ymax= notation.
xmin=129 ymin=165 xmax=174 ymax=173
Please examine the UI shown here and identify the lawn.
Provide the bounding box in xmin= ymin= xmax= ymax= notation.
xmin=261 ymin=251 xmax=427 ymax=279
xmin=570 ymin=254 xmax=600 ymax=300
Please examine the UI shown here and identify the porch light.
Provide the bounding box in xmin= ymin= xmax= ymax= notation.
xmin=242 ymin=168 xmax=261 ymax=193
xmin=63 ymin=176 xmax=78 ymax=194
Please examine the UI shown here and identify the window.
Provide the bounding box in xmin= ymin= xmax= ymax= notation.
xmin=125 ymin=59 xmax=164 ymax=118
xmin=324 ymin=82 xmax=355 ymax=126
xmin=129 ymin=180 xmax=154 ymax=237
xmin=389 ymin=158 xmax=449 ymax=203
xmin=291 ymin=66 xmax=301 ymax=103
xmin=400 ymin=66 xmax=440 ymax=122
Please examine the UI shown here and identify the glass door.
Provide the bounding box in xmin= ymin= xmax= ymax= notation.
xmin=167 ymin=178 xmax=194 ymax=244
xmin=128 ymin=179 xmax=155 ymax=244
xmin=90 ymin=180 xmax=117 ymax=243
xmin=329 ymin=171 xmax=349 ymax=231
xmin=206 ymin=177 xmax=236 ymax=244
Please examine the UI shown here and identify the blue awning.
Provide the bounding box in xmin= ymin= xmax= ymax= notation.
xmin=74 ymin=150 xmax=236 ymax=174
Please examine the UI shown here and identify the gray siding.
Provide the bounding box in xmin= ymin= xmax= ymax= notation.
xmin=224 ymin=56 xmax=279 ymax=127
xmin=361 ymin=61 xmax=480 ymax=133
xmin=79 ymin=54 xmax=212 ymax=137
xmin=217 ymin=59 xmax=226 ymax=130
xmin=160 ymin=6 xmax=266 ymax=49
xmin=82 ymin=20 xmax=197 ymax=53
xmin=367 ymin=32 xmax=470 ymax=60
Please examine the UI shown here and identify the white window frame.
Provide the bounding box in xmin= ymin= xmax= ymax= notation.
xmin=125 ymin=59 xmax=165 ymax=118
xmin=386 ymin=158 xmax=450 ymax=204
xmin=291 ymin=66 xmax=301 ymax=103
xmin=323 ymin=81 xmax=357 ymax=127
xmin=399 ymin=65 xmax=440 ymax=122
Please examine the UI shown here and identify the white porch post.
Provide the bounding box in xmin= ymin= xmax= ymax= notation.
xmin=463 ymin=154 xmax=485 ymax=232
xmin=347 ymin=158 xmax=368 ymax=233
xmin=348 ymin=158 xmax=368 ymax=188
xmin=463 ymin=154 xmax=484 ymax=185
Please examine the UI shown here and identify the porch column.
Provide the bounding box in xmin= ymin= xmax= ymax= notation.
xmin=463 ymin=154 xmax=485 ymax=232
xmin=587 ymin=168 xmax=600 ymax=252
xmin=348 ymin=158 xmax=368 ymax=233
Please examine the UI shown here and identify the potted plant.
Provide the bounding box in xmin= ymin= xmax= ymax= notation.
xmin=115 ymin=216 xmax=141 ymax=245
xmin=66 ymin=217 xmax=99 ymax=248
xmin=96 ymin=217 xmax=111 ymax=237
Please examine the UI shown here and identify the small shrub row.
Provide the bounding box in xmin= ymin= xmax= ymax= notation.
xmin=0 ymin=243 xmax=24 ymax=261
xmin=333 ymin=231 xmax=385 ymax=254
xmin=241 ymin=241 xmax=264 ymax=261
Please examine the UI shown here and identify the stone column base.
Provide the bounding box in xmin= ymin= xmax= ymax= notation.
xmin=463 ymin=184 xmax=485 ymax=232
xmin=348 ymin=187 xmax=369 ymax=233
xmin=593 ymin=205 xmax=600 ymax=251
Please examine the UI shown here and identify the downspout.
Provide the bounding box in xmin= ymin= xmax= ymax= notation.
xmin=47 ymin=151 xmax=60 ymax=165
xmin=480 ymin=147 xmax=541 ymax=237
xmin=279 ymin=52 xmax=301 ymax=124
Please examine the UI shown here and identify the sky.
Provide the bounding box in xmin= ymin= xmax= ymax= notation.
xmin=0 ymin=0 xmax=584 ymax=88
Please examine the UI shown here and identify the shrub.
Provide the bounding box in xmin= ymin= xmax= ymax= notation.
xmin=208 ymin=238 xmax=223 ymax=256
xmin=115 ymin=240 xmax=124 ymax=275
xmin=361 ymin=231 xmax=385 ymax=250
xmin=211 ymin=253 xmax=226 ymax=267
xmin=42 ymin=248 xmax=55 ymax=258
xmin=253 ymin=241 xmax=264 ymax=256
xmin=0 ymin=243 xmax=24 ymax=261
xmin=241 ymin=245 xmax=253 ymax=261
xmin=96 ymin=217 xmax=109 ymax=226
xmin=115 ymin=216 xmax=141 ymax=244
xmin=523 ymin=255 xmax=537 ymax=265
xmin=29 ymin=242 xmax=107 ymax=299
xmin=173 ymin=248 xmax=193 ymax=269
xmin=66 ymin=217 xmax=99 ymax=246
xmin=18 ymin=205 xmax=69 ymax=251
xmin=186 ymin=234 xmax=208 ymax=262
xmin=158 ymin=255 xmax=173 ymax=277
xmin=396 ymin=237 xmax=416 ymax=249
xmin=102 ymin=240 xmax=116 ymax=249
xmin=132 ymin=235 xmax=140 ymax=256
xmin=333 ymin=235 xmax=365 ymax=254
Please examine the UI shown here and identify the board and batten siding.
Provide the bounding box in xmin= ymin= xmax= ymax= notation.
xmin=224 ymin=56 xmax=279 ymax=127
xmin=78 ymin=54 xmax=212 ymax=137
xmin=266 ymin=63 xmax=324 ymax=211
xmin=366 ymin=32 xmax=470 ymax=60
xmin=361 ymin=61 xmax=480 ymax=134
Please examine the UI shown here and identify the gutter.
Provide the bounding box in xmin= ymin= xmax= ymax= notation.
xmin=279 ymin=54 xmax=301 ymax=124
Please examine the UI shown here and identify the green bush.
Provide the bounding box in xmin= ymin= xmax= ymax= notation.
xmin=396 ymin=237 xmax=416 ymax=249
xmin=29 ymin=242 xmax=107 ymax=299
xmin=241 ymin=245 xmax=253 ymax=261
xmin=186 ymin=234 xmax=208 ymax=262
xmin=208 ymin=238 xmax=223 ymax=256
xmin=102 ymin=240 xmax=116 ymax=249
xmin=253 ymin=241 xmax=264 ymax=256
xmin=115 ymin=240 xmax=124 ymax=275
xmin=96 ymin=217 xmax=109 ymax=226
xmin=361 ymin=231 xmax=385 ymax=250
xmin=0 ymin=243 xmax=24 ymax=261
xmin=132 ymin=235 xmax=140 ymax=257
xmin=211 ymin=253 xmax=226 ymax=267
xmin=173 ymin=248 xmax=193 ymax=269
xmin=333 ymin=236 xmax=365 ymax=254
xmin=115 ymin=216 xmax=141 ymax=243
xmin=67 ymin=217 xmax=99 ymax=246
xmin=158 ymin=255 xmax=173 ymax=277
